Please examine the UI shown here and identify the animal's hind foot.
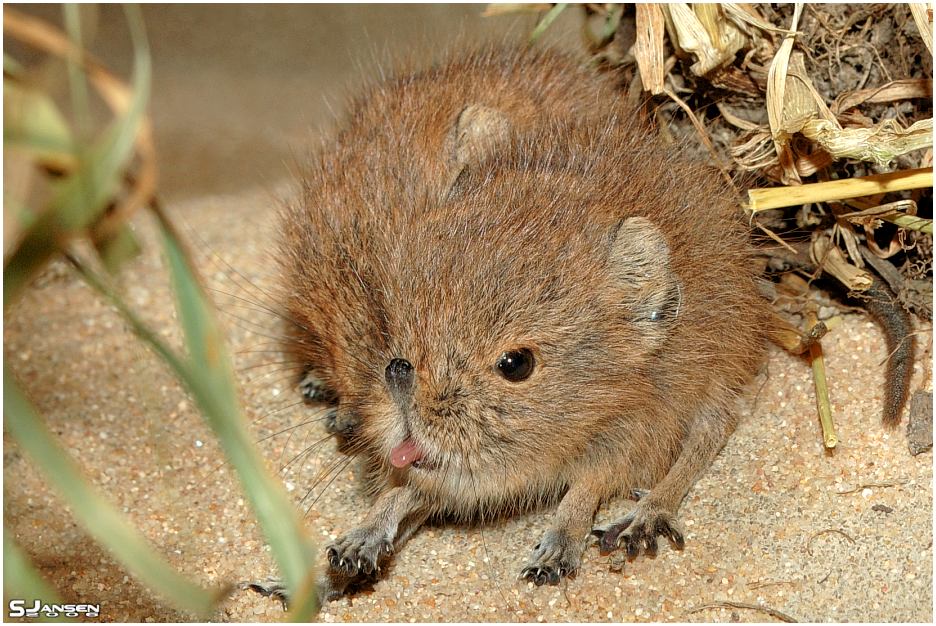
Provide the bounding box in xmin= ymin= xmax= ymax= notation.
xmin=592 ymin=500 xmax=685 ymax=559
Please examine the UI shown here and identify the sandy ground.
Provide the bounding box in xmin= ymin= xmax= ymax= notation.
xmin=4 ymin=4 xmax=934 ymax=624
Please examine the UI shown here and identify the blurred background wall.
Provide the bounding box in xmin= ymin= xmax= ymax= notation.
xmin=9 ymin=4 xmax=584 ymax=201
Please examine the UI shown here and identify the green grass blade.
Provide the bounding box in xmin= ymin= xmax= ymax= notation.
xmin=287 ymin=571 xmax=321 ymax=623
xmin=75 ymin=228 xmax=319 ymax=617
xmin=601 ymin=4 xmax=623 ymax=43
xmin=66 ymin=253 xmax=190 ymax=376
xmin=3 ymin=531 xmax=59 ymax=600
xmin=3 ymin=530 xmax=70 ymax=623
xmin=4 ymin=52 xmax=26 ymax=76
xmin=94 ymin=222 xmax=143 ymax=273
xmin=529 ymin=3 xmax=567 ymax=43
xmin=3 ymin=80 xmax=76 ymax=166
xmin=63 ymin=4 xmax=93 ymax=141
xmin=3 ymin=5 xmax=151 ymax=306
xmin=156 ymin=211 xmax=319 ymax=617
xmin=3 ymin=369 xmax=222 ymax=617
xmin=884 ymin=213 xmax=933 ymax=234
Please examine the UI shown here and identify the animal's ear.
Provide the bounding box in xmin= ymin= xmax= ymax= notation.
xmin=444 ymin=104 xmax=511 ymax=195
xmin=608 ymin=217 xmax=682 ymax=325
xmin=451 ymin=104 xmax=511 ymax=167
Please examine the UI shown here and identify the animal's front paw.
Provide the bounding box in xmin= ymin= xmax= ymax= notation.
xmin=326 ymin=527 xmax=394 ymax=578
xmin=324 ymin=407 xmax=361 ymax=456
xmin=519 ymin=528 xmax=582 ymax=586
xmin=592 ymin=500 xmax=685 ymax=559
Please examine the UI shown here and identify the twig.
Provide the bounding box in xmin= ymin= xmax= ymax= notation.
xmin=806 ymin=528 xmax=855 ymax=556
xmin=747 ymin=578 xmax=798 ymax=590
xmin=754 ymin=220 xmax=799 ymax=253
xmin=662 ymin=85 xmax=736 ymax=191
xmin=688 ymin=600 xmax=798 ymax=623
xmin=835 ymin=479 xmax=908 ymax=495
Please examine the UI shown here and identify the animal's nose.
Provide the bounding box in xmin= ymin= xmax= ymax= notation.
xmin=385 ymin=358 xmax=414 ymax=394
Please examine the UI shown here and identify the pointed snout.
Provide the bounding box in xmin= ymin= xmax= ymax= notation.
xmin=385 ymin=358 xmax=414 ymax=399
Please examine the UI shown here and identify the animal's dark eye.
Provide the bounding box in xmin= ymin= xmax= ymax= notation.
xmin=496 ymin=349 xmax=535 ymax=382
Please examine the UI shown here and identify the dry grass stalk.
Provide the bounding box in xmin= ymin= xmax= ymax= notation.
xmin=802 ymin=117 xmax=933 ymax=166
xmin=747 ymin=167 xmax=933 ymax=211
xmin=806 ymin=310 xmax=837 ymax=450
xmin=884 ymin=213 xmax=933 ymax=234
xmin=715 ymin=101 xmax=759 ymax=131
xmin=687 ymin=600 xmax=798 ymax=623
xmin=662 ymin=85 xmax=734 ymax=188
xmin=765 ymin=313 xmax=828 ymax=356
xmin=722 ymin=3 xmax=794 ymax=35
xmin=811 ymin=235 xmax=873 ymax=291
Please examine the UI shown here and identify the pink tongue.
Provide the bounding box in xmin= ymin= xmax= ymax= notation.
xmin=390 ymin=438 xmax=425 ymax=468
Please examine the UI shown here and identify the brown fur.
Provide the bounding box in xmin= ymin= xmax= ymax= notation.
xmin=277 ymin=46 xmax=768 ymax=599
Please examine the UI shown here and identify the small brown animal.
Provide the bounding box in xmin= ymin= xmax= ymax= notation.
xmin=276 ymin=47 xmax=768 ymax=600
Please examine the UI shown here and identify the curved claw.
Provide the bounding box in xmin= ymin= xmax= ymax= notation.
xmin=594 ymin=506 xmax=685 ymax=560
xmin=596 ymin=517 xmax=634 ymax=554
xmin=656 ymin=519 xmax=685 ymax=550
xmin=520 ymin=566 xmax=560 ymax=586
xmin=325 ymin=536 xmax=393 ymax=578
xmin=643 ymin=534 xmax=658 ymax=557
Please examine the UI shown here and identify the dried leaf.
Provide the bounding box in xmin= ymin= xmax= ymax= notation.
xmin=811 ymin=235 xmax=873 ymax=291
xmin=765 ymin=3 xmax=804 ymax=184
xmin=693 ymin=4 xmax=747 ymax=71
xmin=909 ymin=3 xmax=933 ymax=56
xmin=778 ymin=51 xmax=835 ymax=135
xmin=722 ymin=3 xmax=795 ymax=35
xmin=665 ymin=3 xmax=737 ymax=76
xmin=634 ymin=4 xmax=666 ymax=95
xmin=833 ymin=79 xmax=934 ymax=114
